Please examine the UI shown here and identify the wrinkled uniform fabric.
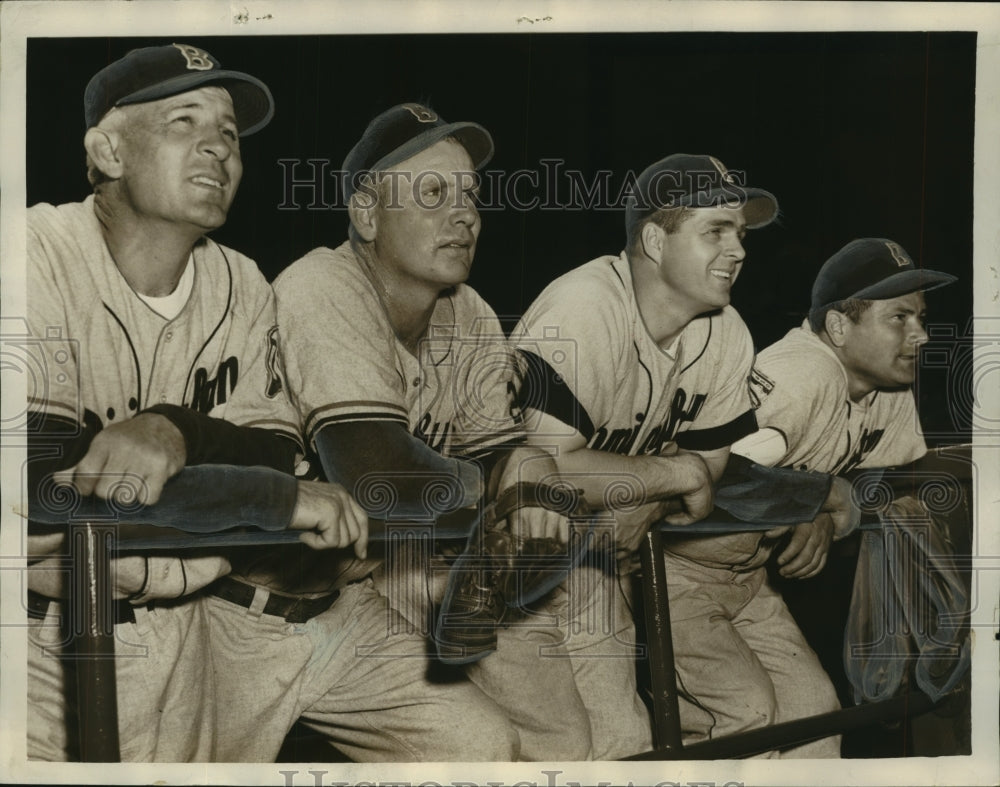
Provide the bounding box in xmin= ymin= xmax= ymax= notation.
xmin=514 ymin=253 xmax=776 ymax=758
xmin=220 ymin=241 xmax=555 ymax=760
xmin=201 ymin=578 xmax=517 ymax=761
xmin=26 ymin=197 xmax=291 ymax=760
xmin=720 ymin=321 xmax=933 ymax=755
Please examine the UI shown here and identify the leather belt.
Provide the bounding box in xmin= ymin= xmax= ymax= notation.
xmin=27 ymin=589 xmax=137 ymax=625
xmin=206 ymin=576 xmax=340 ymax=623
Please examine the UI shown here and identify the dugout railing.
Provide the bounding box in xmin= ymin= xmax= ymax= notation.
xmin=58 ymin=444 xmax=972 ymax=762
xmin=627 ymin=443 xmax=973 ymax=760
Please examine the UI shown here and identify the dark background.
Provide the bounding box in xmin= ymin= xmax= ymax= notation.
xmin=26 ymin=32 xmax=976 ymax=443
xmin=24 ymin=33 xmax=977 ymax=758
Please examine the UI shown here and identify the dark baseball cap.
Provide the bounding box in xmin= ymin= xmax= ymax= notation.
xmin=811 ymin=238 xmax=957 ymax=311
xmin=84 ymin=43 xmax=274 ymax=136
xmin=342 ymin=103 xmax=494 ymax=202
xmin=625 ymin=153 xmax=779 ymax=231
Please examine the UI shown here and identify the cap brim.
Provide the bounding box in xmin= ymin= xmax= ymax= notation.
xmin=116 ymin=69 xmax=275 ymax=136
xmin=741 ymin=189 xmax=779 ymax=228
xmin=670 ymin=186 xmax=779 ymax=229
xmin=849 ymin=268 xmax=958 ymax=302
xmin=369 ymin=121 xmax=495 ymax=174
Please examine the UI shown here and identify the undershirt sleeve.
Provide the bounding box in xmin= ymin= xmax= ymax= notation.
xmin=514 ymin=276 xmax=624 ymax=441
xmin=143 ymin=403 xmax=297 ymax=472
xmin=713 ymin=453 xmax=833 ymax=523
xmin=314 ymin=421 xmax=484 ymax=520
xmin=28 ymin=464 xmax=298 ymax=534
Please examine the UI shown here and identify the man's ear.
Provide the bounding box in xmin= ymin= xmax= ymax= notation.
xmin=824 ymin=310 xmax=850 ymax=348
xmin=348 ymin=193 xmax=378 ymax=242
xmin=83 ymin=127 xmax=124 ymax=181
xmin=639 ymin=221 xmax=664 ymax=263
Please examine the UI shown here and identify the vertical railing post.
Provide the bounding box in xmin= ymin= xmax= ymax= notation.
xmin=71 ymin=521 xmax=120 ymax=762
xmin=639 ymin=526 xmax=683 ymax=753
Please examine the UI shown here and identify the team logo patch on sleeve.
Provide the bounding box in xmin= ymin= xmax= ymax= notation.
xmin=748 ymin=366 xmax=775 ymax=409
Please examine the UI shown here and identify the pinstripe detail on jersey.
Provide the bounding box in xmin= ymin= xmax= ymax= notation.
xmin=680 ymin=312 xmax=712 ymax=373
xmin=515 ymin=256 xmax=757 ymax=459
xmin=182 ymin=241 xmax=234 ymax=409
xmin=102 ymin=303 xmax=142 ymax=407
xmin=609 ymin=255 xmax=710 ymax=374
xmin=632 ymin=338 xmax=654 ymax=425
xmin=609 ymin=256 xmax=627 ymax=289
xmin=674 ymin=408 xmax=757 ymax=451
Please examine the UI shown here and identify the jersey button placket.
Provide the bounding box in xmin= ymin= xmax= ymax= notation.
xmin=151 ymin=318 xmax=183 ymax=409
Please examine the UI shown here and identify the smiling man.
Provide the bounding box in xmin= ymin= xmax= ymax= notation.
xmin=512 ymin=153 xmax=853 ymax=758
xmin=25 ymin=44 xmax=373 ymax=761
xmin=726 ymin=238 xmax=958 ymax=753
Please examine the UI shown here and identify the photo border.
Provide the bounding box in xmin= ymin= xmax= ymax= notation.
xmin=2 ymin=2 xmax=997 ymax=785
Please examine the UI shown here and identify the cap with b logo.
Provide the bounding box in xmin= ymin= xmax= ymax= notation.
xmin=342 ymin=102 xmax=494 ymax=202
xmin=84 ymin=43 xmax=275 ymax=136
xmin=625 ymin=153 xmax=779 ymax=231
xmin=810 ymin=238 xmax=957 ymax=311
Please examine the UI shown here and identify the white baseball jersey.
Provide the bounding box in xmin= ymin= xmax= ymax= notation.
xmin=225 ymin=240 xmax=524 ymax=594
xmin=27 ymin=196 xmax=298 ymax=439
xmin=275 ymin=241 xmax=522 ymax=458
xmin=514 ymin=252 xmax=757 ymax=455
xmin=747 ymin=322 xmax=927 ymax=474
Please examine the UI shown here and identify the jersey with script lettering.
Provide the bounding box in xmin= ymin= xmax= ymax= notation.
xmin=748 ymin=322 xmax=926 ymax=474
xmin=277 ymin=241 xmax=522 ymax=458
xmin=514 ymin=252 xmax=757 ymax=456
xmin=224 ymin=240 xmax=523 ymax=594
xmin=27 ymin=196 xmax=299 ymax=440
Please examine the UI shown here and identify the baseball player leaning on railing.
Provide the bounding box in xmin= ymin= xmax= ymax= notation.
xmin=23 ymin=44 xmax=432 ymax=762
